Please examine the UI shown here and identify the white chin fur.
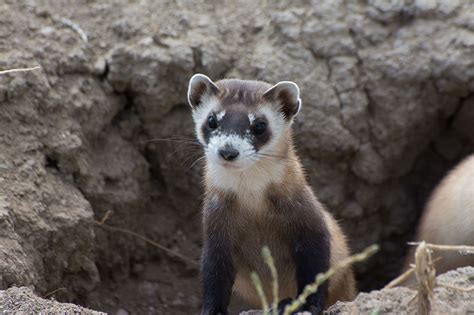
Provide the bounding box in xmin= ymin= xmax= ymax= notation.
xmin=206 ymin=132 xmax=287 ymax=212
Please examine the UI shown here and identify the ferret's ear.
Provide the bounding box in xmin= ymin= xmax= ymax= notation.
xmin=187 ymin=74 xmax=219 ymax=109
xmin=263 ymin=81 xmax=301 ymax=120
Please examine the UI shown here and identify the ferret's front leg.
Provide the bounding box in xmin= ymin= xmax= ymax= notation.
xmin=292 ymin=231 xmax=330 ymax=315
xmin=201 ymin=234 xmax=235 ymax=315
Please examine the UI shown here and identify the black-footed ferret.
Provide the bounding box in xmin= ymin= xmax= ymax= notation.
xmin=405 ymin=154 xmax=474 ymax=274
xmin=187 ymin=74 xmax=356 ymax=315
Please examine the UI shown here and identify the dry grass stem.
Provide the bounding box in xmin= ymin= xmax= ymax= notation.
xmin=387 ymin=241 xmax=474 ymax=313
xmin=261 ymin=246 xmax=279 ymax=315
xmin=283 ymin=244 xmax=379 ymax=315
xmin=408 ymin=242 xmax=474 ymax=255
xmin=96 ymin=210 xmax=198 ymax=267
xmin=414 ymin=241 xmax=435 ymax=315
xmin=251 ymin=272 xmax=269 ymax=315
xmin=43 ymin=287 xmax=66 ymax=299
xmin=384 ymin=267 xmax=415 ymax=289
xmin=0 ymin=65 xmax=41 ymax=75
xmin=386 ymin=256 xmax=442 ymax=290
xmin=437 ymin=283 xmax=474 ymax=292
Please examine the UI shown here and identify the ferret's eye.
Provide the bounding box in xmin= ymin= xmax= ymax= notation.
xmin=253 ymin=121 xmax=266 ymax=135
xmin=207 ymin=115 xmax=218 ymax=129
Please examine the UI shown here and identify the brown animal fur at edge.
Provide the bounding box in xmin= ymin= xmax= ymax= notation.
xmin=403 ymin=154 xmax=474 ymax=279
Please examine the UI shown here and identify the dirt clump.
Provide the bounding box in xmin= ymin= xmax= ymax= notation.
xmin=327 ymin=266 xmax=474 ymax=314
xmin=0 ymin=287 xmax=104 ymax=314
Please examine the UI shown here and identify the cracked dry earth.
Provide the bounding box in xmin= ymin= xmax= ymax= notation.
xmin=0 ymin=0 xmax=473 ymax=314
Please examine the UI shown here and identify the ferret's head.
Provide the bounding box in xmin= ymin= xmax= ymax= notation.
xmin=187 ymin=74 xmax=301 ymax=171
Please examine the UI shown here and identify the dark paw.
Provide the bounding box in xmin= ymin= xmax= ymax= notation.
xmin=274 ymin=299 xmax=321 ymax=315
xmin=201 ymin=310 xmax=228 ymax=315
xmin=302 ymin=305 xmax=321 ymax=315
xmin=276 ymin=298 xmax=294 ymax=314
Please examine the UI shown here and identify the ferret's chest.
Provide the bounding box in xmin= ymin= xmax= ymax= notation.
xmin=229 ymin=213 xmax=297 ymax=302
xmin=230 ymin=212 xmax=294 ymax=277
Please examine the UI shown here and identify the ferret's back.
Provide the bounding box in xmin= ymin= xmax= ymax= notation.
xmin=415 ymin=154 xmax=474 ymax=273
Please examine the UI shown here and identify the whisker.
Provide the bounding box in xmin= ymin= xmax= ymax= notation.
xmin=255 ymin=152 xmax=298 ymax=162
xmin=140 ymin=137 xmax=201 ymax=145
xmin=242 ymin=148 xmax=255 ymax=153
xmin=169 ymin=144 xmax=204 ymax=157
xmin=144 ymin=136 xmax=207 ymax=168
xmin=185 ymin=155 xmax=207 ymax=172
xmin=178 ymin=148 xmax=207 ymax=167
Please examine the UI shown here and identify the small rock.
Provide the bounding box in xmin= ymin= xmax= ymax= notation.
xmin=93 ymin=57 xmax=107 ymax=76
xmin=39 ymin=26 xmax=56 ymax=36
xmin=115 ymin=308 xmax=129 ymax=315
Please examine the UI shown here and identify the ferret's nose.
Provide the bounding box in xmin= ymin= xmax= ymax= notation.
xmin=218 ymin=147 xmax=239 ymax=161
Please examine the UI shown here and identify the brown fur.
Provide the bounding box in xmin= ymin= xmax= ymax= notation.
xmin=215 ymin=79 xmax=271 ymax=108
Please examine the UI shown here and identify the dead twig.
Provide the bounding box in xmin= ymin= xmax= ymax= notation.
xmin=0 ymin=65 xmax=41 ymax=75
xmin=407 ymin=242 xmax=474 ymax=255
xmin=384 ymin=256 xmax=443 ymax=290
xmin=388 ymin=241 xmax=474 ymax=314
xmin=413 ymin=241 xmax=435 ymax=315
xmin=384 ymin=267 xmax=416 ymax=289
xmin=437 ymin=283 xmax=474 ymax=292
xmin=96 ymin=210 xmax=198 ymax=267
xmin=43 ymin=287 xmax=66 ymax=299
xmin=60 ymin=18 xmax=88 ymax=42
xmin=389 ymin=242 xmax=474 ymax=290
xmin=97 ymin=209 xmax=112 ymax=225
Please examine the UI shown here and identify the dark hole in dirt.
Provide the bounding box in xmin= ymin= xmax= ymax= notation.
xmin=45 ymin=154 xmax=59 ymax=170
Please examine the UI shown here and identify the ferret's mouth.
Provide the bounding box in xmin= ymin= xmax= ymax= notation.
xmin=218 ymin=161 xmax=242 ymax=169
xmin=206 ymin=150 xmax=254 ymax=171
xmin=211 ymin=158 xmax=251 ymax=171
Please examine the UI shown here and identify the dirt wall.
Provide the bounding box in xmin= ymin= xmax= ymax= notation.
xmin=1 ymin=0 xmax=473 ymax=313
